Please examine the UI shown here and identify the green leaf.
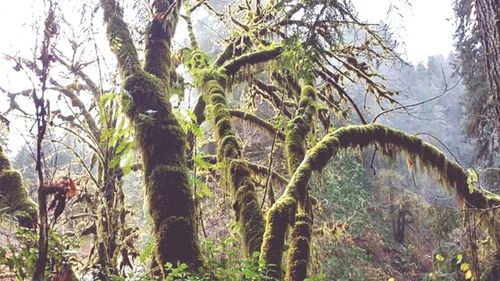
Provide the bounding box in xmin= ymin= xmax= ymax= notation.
xmin=193 ymin=155 xmax=212 ymax=170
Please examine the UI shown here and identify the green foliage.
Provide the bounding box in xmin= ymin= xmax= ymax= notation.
xmin=424 ymin=248 xmax=472 ymax=281
xmin=196 ymin=237 xmax=271 ymax=280
xmin=318 ymin=151 xmax=370 ymax=235
xmin=189 ymin=175 xmax=213 ymax=199
xmin=321 ymin=245 xmax=371 ymax=280
xmin=274 ymin=36 xmax=317 ymax=82
xmin=128 ymin=237 xmax=272 ymax=280
xmin=312 ymin=151 xmax=372 ymax=279
xmin=0 ymin=227 xmax=79 ymax=280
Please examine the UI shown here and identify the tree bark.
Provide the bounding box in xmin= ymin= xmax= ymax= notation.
xmin=100 ymin=0 xmax=202 ymax=276
xmin=475 ymin=0 xmax=500 ymax=126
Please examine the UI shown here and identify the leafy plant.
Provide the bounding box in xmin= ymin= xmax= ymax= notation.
xmin=0 ymin=227 xmax=79 ymax=280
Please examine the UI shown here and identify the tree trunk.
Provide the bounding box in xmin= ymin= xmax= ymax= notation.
xmin=100 ymin=0 xmax=202 ymax=276
xmin=0 ymin=145 xmax=37 ymax=228
xmin=475 ymin=0 xmax=500 ymax=126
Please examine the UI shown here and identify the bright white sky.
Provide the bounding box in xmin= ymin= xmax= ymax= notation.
xmin=352 ymin=0 xmax=456 ymax=63
xmin=0 ymin=0 xmax=457 ymax=156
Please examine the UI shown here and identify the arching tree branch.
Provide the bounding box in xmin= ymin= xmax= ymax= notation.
xmin=261 ymin=124 xmax=500 ymax=279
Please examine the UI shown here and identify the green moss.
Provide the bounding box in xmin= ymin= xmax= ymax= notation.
xmin=155 ymin=216 xmax=203 ymax=274
xmin=121 ymin=91 xmax=135 ymax=116
xmin=102 ymin=1 xmax=140 ymax=77
xmin=218 ymin=135 xmax=241 ymax=160
xmin=122 ymin=71 xmax=203 ymax=271
xmin=0 ymin=148 xmax=37 ymax=228
xmin=215 ymin=114 xmax=233 ymax=140
xmin=285 ymin=85 xmax=317 ymax=175
xmin=260 ymin=123 xmax=500 ymax=280
xmin=234 ymin=182 xmax=265 ymax=255
xmin=286 ymin=213 xmax=312 ymax=281
xmin=308 ymin=134 xmax=339 ymax=170
xmin=317 ymin=124 xmax=499 ymax=208
xmin=260 ymin=196 xmax=297 ymax=280
xmin=200 ymin=75 xmax=265 ymax=257
xmin=143 ymin=19 xmax=174 ymax=83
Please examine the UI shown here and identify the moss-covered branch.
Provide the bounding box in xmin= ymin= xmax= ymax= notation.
xmin=282 ymin=85 xmax=317 ymax=281
xmin=285 ymin=85 xmax=317 ymax=175
xmin=229 ymin=109 xmax=285 ymax=140
xmin=260 ymin=85 xmax=317 ymax=280
xmin=202 ymin=77 xmax=265 ymax=255
xmin=223 ymin=46 xmax=283 ymax=75
xmin=214 ymin=36 xmax=252 ymax=66
xmin=262 ymin=124 xmax=500 ymax=280
xmin=199 ymin=156 xmax=289 ymax=187
xmin=144 ymin=0 xmax=181 ymax=82
xmin=286 ymin=214 xmax=312 ymax=281
xmin=182 ymin=0 xmax=198 ymax=49
xmin=100 ymin=0 xmax=140 ymax=77
xmin=122 ymin=71 xmax=202 ymax=273
xmin=0 ymin=145 xmax=37 ymax=228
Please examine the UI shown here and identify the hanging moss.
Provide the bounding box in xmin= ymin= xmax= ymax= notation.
xmin=222 ymin=45 xmax=283 ymax=75
xmin=0 ymin=146 xmax=37 ymax=228
xmin=261 ymin=124 xmax=500 ymax=280
xmin=286 ymin=213 xmax=312 ymax=281
xmin=302 ymin=124 xmax=500 ymax=209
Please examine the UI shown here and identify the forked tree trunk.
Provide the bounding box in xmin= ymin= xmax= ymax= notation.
xmin=100 ymin=0 xmax=202 ymax=276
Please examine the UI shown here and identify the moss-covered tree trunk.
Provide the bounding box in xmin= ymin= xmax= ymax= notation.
xmin=0 ymin=145 xmax=37 ymax=228
xmin=202 ymin=76 xmax=265 ymax=255
xmin=100 ymin=0 xmax=202 ymax=276
xmin=183 ymin=42 xmax=282 ymax=256
xmin=261 ymin=85 xmax=316 ymax=280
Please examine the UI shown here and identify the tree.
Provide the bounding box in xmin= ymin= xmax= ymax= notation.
xmin=474 ymin=0 xmax=500 ymax=126
xmin=2 ymin=0 xmax=500 ymax=280
xmin=97 ymin=0 xmax=500 ymax=280
xmin=454 ymin=0 xmax=499 ymax=165
xmin=100 ymin=0 xmax=203 ymax=277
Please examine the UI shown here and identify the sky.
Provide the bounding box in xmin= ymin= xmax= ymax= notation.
xmin=0 ymin=0 xmax=458 ymax=156
xmin=352 ymin=0 xmax=456 ymax=64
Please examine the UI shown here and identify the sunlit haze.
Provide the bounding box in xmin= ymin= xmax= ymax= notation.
xmin=0 ymin=0 xmax=458 ymax=155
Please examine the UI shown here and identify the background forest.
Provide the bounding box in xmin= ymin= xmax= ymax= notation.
xmin=0 ymin=0 xmax=499 ymax=280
